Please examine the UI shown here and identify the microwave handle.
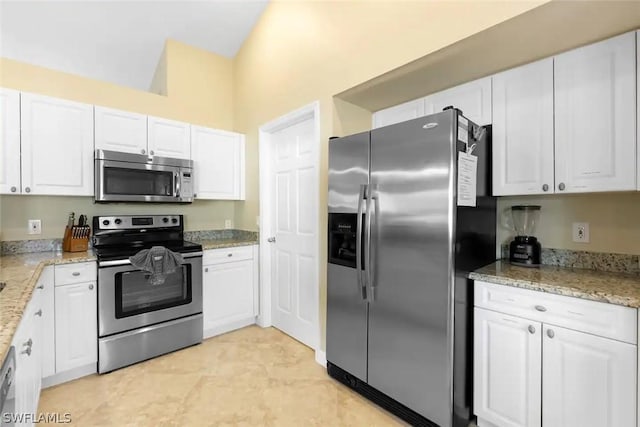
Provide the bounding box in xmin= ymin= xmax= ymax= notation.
xmin=175 ymin=172 xmax=181 ymax=198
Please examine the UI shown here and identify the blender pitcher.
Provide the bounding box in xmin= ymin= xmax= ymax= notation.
xmin=509 ymin=205 xmax=542 ymax=267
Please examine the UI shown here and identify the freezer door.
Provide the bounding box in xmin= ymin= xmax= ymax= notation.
xmin=326 ymin=132 xmax=369 ymax=381
xmin=367 ymin=111 xmax=456 ymax=426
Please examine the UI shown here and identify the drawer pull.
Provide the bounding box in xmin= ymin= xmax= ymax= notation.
xmin=36 ymin=284 xmax=44 ymax=289
xmin=528 ymin=325 xmax=536 ymax=334
xmin=34 ymin=309 xmax=42 ymax=317
xmin=21 ymin=347 xmax=31 ymax=356
xmin=204 ymin=268 xmax=209 ymax=273
xmin=534 ymin=305 xmax=547 ymax=312
xmin=547 ymin=329 xmax=555 ymax=339
xmin=72 ymin=272 xmax=81 ymax=277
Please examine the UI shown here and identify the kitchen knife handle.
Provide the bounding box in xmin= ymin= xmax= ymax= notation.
xmin=365 ymin=187 xmax=376 ymax=303
xmin=356 ymin=184 xmax=367 ymax=300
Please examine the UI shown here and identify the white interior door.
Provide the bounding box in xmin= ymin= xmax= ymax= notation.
xmin=268 ymin=116 xmax=318 ymax=349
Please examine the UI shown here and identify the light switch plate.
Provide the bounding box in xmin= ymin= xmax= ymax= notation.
xmin=224 ymin=219 xmax=233 ymax=230
xmin=572 ymin=222 xmax=589 ymax=243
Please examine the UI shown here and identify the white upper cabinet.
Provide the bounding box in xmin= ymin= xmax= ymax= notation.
xmin=542 ymin=324 xmax=636 ymax=427
xmin=191 ymin=125 xmax=245 ymax=200
xmin=20 ymin=93 xmax=94 ymax=196
xmin=492 ymin=58 xmax=555 ymax=196
xmin=372 ymin=98 xmax=426 ymax=129
xmin=148 ymin=116 xmax=191 ymax=159
xmin=426 ymin=77 xmax=492 ymax=125
xmin=94 ymin=106 xmax=147 ymax=155
xmin=0 ymin=88 xmax=21 ymax=194
xmin=554 ymin=31 xmax=636 ymax=193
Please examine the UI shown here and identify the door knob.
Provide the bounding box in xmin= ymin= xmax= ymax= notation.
xmin=89 ymin=284 xmax=94 ymax=290
xmin=542 ymin=184 xmax=549 ymax=192
xmin=547 ymin=329 xmax=555 ymax=339
xmin=558 ymin=182 xmax=565 ymax=191
xmin=24 ymin=187 xmax=31 ymax=193
xmin=267 ymin=237 xmax=276 ymax=243
xmin=150 ymin=150 xmax=155 ymax=155
xmin=528 ymin=325 xmax=536 ymax=334
xmin=10 ymin=186 xmax=16 ymax=193
xmin=141 ymin=149 xmax=146 ymax=155
xmin=204 ymin=268 xmax=209 ymax=273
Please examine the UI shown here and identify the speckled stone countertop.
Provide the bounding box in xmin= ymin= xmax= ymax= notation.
xmin=470 ymin=260 xmax=640 ymax=308
xmin=0 ymin=251 xmax=96 ymax=362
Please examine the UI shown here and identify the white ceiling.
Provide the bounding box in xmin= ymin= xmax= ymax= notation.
xmin=0 ymin=0 xmax=269 ymax=91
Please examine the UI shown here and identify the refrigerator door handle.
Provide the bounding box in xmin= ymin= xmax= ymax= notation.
xmin=356 ymin=184 xmax=367 ymax=300
xmin=365 ymin=188 xmax=376 ymax=303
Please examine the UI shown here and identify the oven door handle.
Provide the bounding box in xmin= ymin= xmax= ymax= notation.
xmin=98 ymin=251 xmax=203 ymax=267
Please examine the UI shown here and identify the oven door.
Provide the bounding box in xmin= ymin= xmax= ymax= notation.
xmin=95 ymin=158 xmax=180 ymax=203
xmin=98 ymin=253 xmax=203 ymax=337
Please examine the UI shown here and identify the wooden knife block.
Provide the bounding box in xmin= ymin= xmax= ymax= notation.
xmin=62 ymin=226 xmax=90 ymax=253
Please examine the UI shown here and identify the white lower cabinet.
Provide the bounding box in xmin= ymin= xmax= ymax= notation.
xmin=203 ymin=245 xmax=259 ymax=338
xmin=54 ymin=281 xmax=97 ymax=372
xmin=474 ymin=281 xmax=637 ymax=427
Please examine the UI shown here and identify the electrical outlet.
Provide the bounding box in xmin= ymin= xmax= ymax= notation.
xmin=224 ymin=219 xmax=233 ymax=230
xmin=572 ymin=222 xmax=589 ymax=243
xmin=28 ymin=219 xmax=41 ymax=235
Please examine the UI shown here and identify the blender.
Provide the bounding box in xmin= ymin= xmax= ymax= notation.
xmin=509 ymin=205 xmax=542 ymax=267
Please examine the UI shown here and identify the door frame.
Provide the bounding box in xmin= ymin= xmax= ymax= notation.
xmin=258 ymin=101 xmax=321 ymax=353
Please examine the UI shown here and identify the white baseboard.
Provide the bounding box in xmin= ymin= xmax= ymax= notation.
xmin=315 ymin=349 xmax=326 ymax=367
xmin=203 ymin=317 xmax=256 ymax=340
xmin=42 ymin=363 xmax=97 ymax=389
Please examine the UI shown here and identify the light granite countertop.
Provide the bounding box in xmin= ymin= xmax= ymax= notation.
xmin=0 ymin=236 xmax=259 ymax=362
xmin=0 ymin=250 xmax=96 ymax=362
xmin=470 ymin=260 xmax=640 ymax=308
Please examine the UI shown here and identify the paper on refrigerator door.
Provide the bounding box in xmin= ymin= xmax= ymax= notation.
xmin=457 ymin=152 xmax=477 ymax=207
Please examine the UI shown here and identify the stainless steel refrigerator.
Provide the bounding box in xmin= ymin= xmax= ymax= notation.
xmin=326 ymin=109 xmax=496 ymax=427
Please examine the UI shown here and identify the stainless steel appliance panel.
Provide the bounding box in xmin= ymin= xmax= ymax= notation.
xmin=0 ymin=347 xmax=15 ymax=427
xmin=98 ymin=314 xmax=203 ymax=373
xmin=326 ymin=132 xmax=370 ymax=381
xmin=367 ymin=111 xmax=456 ymax=426
xmin=328 ymin=133 xmax=369 ymax=213
xmin=98 ymin=254 xmax=203 ymax=336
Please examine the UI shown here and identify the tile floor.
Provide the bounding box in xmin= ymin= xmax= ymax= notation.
xmin=38 ymin=326 xmax=405 ymax=426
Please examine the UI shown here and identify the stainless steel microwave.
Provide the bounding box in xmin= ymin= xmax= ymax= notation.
xmin=95 ymin=150 xmax=194 ymax=203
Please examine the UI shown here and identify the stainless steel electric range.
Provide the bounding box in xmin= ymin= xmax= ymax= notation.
xmin=92 ymin=214 xmax=203 ymax=373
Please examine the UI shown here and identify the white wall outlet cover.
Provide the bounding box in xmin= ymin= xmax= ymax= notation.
xmin=224 ymin=219 xmax=233 ymax=229
xmin=572 ymin=222 xmax=590 ymax=243
xmin=28 ymin=219 xmax=42 ymax=235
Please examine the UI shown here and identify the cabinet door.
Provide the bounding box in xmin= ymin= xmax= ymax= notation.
xmin=11 ymin=315 xmax=33 ymax=425
xmin=426 ymin=77 xmax=492 ymax=125
xmin=554 ymin=31 xmax=636 ymax=193
xmin=543 ymin=324 xmax=636 ymax=427
xmin=54 ymin=282 xmax=97 ymax=372
xmin=0 ymin=88 xmax=21 ymax=194
xmin=492 ymin=59 xmax=555 ymax=196
xmin=191 ymin=126 xmax=245 ymax=200
xmin=28 ymin=289 xmax=43 ymax=413
xmin=474 ymin=308 xmax=542 ymax=427
xmin=203 ymin=260 xmax=255 ymax=334
xmin=147 ymin=116 xmax=191 ymax=159
xmin=38 ymin=266 xmax=56 ymax=378
xmin=372 ymin=98 xmax=426 ymax=129
xmin=94 ymin=106 xmax=147 ymax=155
xmin=21 ymin=93 xmax=94 ymax=196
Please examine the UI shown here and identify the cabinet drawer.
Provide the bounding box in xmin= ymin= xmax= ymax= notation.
xmin=55 ymin=262 xmax=97 ymax=285
xmin=203 ymin=246 xmax=253 ymax=265
xmin=475 ymin=281 xmax=637 ymax=344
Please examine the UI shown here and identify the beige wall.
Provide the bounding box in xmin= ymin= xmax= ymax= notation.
xmin=0 ymin=39 xmax=236 ymax=241
xmin=498 ymin=193 xmax=640 ymax=256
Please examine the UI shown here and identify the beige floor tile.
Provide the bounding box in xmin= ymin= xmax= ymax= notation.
xmin=38 ymin=326 xmax=405 ymax=426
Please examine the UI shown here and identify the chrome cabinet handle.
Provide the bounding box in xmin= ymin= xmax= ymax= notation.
xmin=542 ymin=184 xmax=549 ymax=192
xmin=24 ymin=187 xmax=31 ymax=193
xmin=227 ymin=253 xmax=233 ymax=257
xmin=10 ymin=186 xmax=16 ymax=193
xmin=36 ymin=284 xmax=44 ymax=289
xmin=150 ymin=150 xmax=154 ymax=155
xmin=72 ymin=272 xmax=80 ymax=276
xmin=534 ymin=305 xmax=547 ymax=312
xmin=204 ymin=268 xmax=209 ymax=273
xmin=547 ymin=329 xmax=555 ymax=339
xmin=89 ymin=284 xmax=94 ymax=290
xmin=141 ymin=149 xmax=146 ymax=155
xmin=34 ymin=309 xmax=42 ymax=317
xmin=528 ymin=325 xmax=536 ymax=334
xmin=23 ymin=339 xmax=32 ymax=348
xmin=558 ymin=182 xmax=565 ymax=191
xmin=21 ymin=347 xmax=31 ymax=356
xmin=267 ymin=237 xmax=276 ymax=243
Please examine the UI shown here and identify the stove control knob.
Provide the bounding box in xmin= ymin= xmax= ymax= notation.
xmin=114 ymin=218 xmax=122 ymax=225
xmin=162 ymin=217 xmax=169 ymax=223
xmin=102 ymin=220 xmax=110 ymax=226
xmin=171 ymin=218 xmax=178 ymax=224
